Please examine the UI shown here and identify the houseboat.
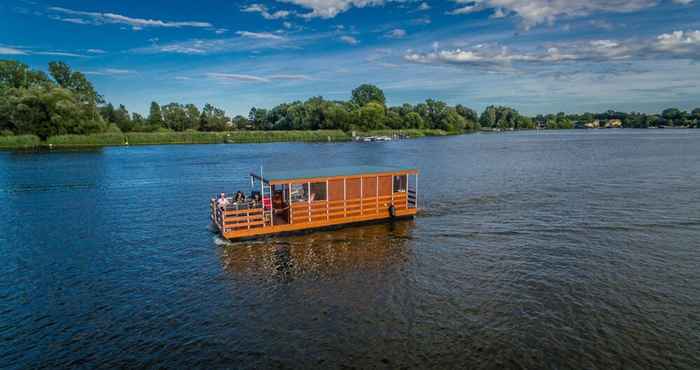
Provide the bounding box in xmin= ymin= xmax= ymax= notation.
xmin=211 ymin=166 xmax=418 ymax=240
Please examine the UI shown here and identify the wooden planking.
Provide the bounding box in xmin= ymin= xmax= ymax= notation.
xmin=223 ymin=207 xmax=417 ymax=239
xmin=379 ymin=175 xmax=392 ymax=196
xmin=346 ymin=178 xmax=361 ymax=199
xmin=362 ymin=176 xmax=377 ymax=198
xmin=328 ymin=179 xmax=344 ymax=201
xmin=224 ymin=208 xmax=263 ymax=217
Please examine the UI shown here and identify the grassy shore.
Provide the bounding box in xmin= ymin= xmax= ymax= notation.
xmin=0 ymin=129 xmax=453 ymax=149
xmin=0 ymin=135 xmax=42 ymax=149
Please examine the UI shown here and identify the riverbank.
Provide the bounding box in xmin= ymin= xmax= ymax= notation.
xmin=0 ymin=129 xmax=453 ymax=149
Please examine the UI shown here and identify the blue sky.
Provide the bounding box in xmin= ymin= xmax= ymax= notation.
xmin=2 ymin=0 xmax=699 ymax=116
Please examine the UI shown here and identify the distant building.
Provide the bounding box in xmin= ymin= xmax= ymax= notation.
xmin=606 ymin=119 xmax=623 ymax=128
xmin=584 ymin=120 xmax=600 ymax=129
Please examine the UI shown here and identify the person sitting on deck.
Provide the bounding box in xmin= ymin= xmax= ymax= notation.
xmin=234 ymin=191 xmax=245 ymax=203
xmin=250 ymin=191 xmax=262 ymax=206
xmin=217 ymin=192 xmax=229 ymax=209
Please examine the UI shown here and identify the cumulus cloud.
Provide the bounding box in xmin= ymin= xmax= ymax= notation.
xmin=447 ymin=0 xmax=689 ymax=29
xmin=340 ymin=35 xmax=360 ymax=45
xmin=655 ymin=30 xmax=700 ymax=52
xmin=278 ymin=0 xmax=395 ymax=18
xmin=241 ymin=4 xmax=291 ymax=19
xmin=417 ymin=2 xmax=431 ymax=10
xmin=404 ymin=29 xmax=700 ymax=69
xmin=47 ymin=7 xmax=213 ymax=30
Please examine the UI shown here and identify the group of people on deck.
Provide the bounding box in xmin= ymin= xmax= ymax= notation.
xmin=216 ymin=190 xmax=262 ymax=210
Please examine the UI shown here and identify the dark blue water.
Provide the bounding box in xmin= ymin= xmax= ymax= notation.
xmin=1 ymin=130 xmax=699 ymax=369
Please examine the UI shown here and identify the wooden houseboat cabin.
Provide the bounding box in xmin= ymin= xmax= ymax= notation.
xmin=211 ymin=166 xmax=418 ymax=240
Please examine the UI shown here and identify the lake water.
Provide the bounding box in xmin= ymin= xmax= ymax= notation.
xmin=1 ymin=130 xmax=699 ymax=369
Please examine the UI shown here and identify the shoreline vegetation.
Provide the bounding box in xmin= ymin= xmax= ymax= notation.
xmin=2 ymin=60 xmax=699 ymax=149
xmin=0 ymin=129 xmax=451 ymax=149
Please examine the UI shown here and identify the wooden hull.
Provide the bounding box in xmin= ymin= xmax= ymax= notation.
xmin=215 ymin=206 xmax=417 ymax=240
xmin=215 ymin=209 xmax=416 ymax=240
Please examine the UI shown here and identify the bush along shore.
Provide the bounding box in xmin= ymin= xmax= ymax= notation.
xmin=0 ymin=129 xmax=455 ymax=149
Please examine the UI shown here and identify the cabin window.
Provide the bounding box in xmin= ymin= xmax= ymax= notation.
xmin=309 ymin=182 xmax=327 ymax=202
xmin=290 ymin=183 xmax=308 ymax=203
xmin=393 ymin=175 xmax=407 ymax=192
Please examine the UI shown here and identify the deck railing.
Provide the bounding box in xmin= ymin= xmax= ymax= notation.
xmin=289 ymin=191 xmax=409 ymax=225
xmin=211 ymin=199 xmax=268 ymax=233
xmin=407 ymin=187 xmax=417 ymax=208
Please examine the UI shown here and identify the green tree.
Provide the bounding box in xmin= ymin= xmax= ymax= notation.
xmin=184 ymin=104 xmax=200 ymax=130
xmin=147 ymin=101 xmax=164 ymax=128
xmin=404 ymin=112 xmax=424 ymax=129
xmin=48 ymin=61 xmax=103 ymax=105
xmin=439 ymin=108 xmax=466 ymax=131
xmin=0 ymin=60 xmax=51 ymax=89
xmin=249 ymin=107 xmax=270 ymax=130
xmin=351 ymin=84 xmax=386 ymax=107
xmin=480 ymin=106 xmax=497 ymax=128
xmin=200 ymin=103 xmax=229 ymax=131
xmin=114 ymin=104 xmax=133 ymax=132
xmin=356 ymin=101 xmax=385 ymax=130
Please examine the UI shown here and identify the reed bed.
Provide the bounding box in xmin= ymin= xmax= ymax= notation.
xmin=46 ymin=134 xmax=127 ymax=147
xmin=0 ymin=135 xmax=41 ymax=148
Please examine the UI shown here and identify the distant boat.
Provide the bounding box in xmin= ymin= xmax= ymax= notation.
xmin=211 ymin=166 xmax=419 ymax=240
xmin=359 ymin=135 xmax=392 ymax=142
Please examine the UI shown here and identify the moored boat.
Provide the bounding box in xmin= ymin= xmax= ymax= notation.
xmin=211 ymin=166 xmax=418 ymax=240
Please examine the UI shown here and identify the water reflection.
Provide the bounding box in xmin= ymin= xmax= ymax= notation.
xmin=218 ymin=220 xmax=416 ymax=282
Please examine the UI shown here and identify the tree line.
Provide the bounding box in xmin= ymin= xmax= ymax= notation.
xmin=1 ymin=60 xmax=699 ymax=140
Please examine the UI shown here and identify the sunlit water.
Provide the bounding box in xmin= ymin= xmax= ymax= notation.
xmin=1 ymin=130 xmax=699 ymax=369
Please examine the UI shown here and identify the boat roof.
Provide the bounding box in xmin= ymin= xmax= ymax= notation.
xmin=254 ymin=165 xmax=416 ymax=183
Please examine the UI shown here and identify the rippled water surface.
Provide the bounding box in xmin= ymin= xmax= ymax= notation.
xmin=2 ymin=130 xmax=700 ymax=369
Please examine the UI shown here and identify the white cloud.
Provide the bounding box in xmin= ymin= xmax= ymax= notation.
xmin=387 ymin=28 xmax=407 ymax=38
xmin=241 ymin=4 xmax=291 ymax=19
xmin=136 ymin=31 xmax=325 ymax=55
xmin=0 ymin=45 xmax=86 ymax=57
xmin=404 ymin=29 xmax=700 ymax=69
xmin=340 ymin=35 xmax=360 ymax=45
xmin=206 ymin=72 xmax=311 ymax=83
xmin=447 ymin=0 xmax=688 ymax=29
xmin=48 ymin=7 xmax=213 ymax=30
xmin=0 ymin=46 xmax=28 ymax=55
xmin=418 ymin=2 xmax=431 ymax=10
xmin=33 ymin=51 xmax=86 ymax=57
xmin=84 ymin=68 xmax=134 ymax=76
xmin=86 ymin=48 xmax=107 ymax=54
xmin=269 ymin=74 xmax=312 ymax=80
xmin=278 ymin=0 xmax=386 ymax=19
xmin=655 ymin=30 xmax=700 ymax=52
xmin=447 ymin=4 xmax=483 ymax=15
xmin=236 ymin=31 xmax=286 ymax=40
